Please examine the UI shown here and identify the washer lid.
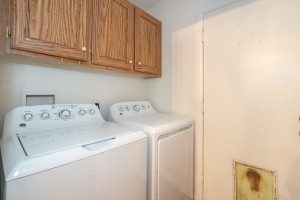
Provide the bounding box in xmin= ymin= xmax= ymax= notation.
xmin=118 ymin=114 xmax=193 ymax=134
xmin=18 ymin=122 xmax=134 ymax=156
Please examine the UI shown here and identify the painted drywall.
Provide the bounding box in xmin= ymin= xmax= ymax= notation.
xmin=0 ymin=55 xmax=147 ymax=132
xmin=204 ymin=0 xmax=300 ymax=199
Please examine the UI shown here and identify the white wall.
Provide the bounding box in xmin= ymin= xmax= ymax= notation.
xmin=0 ymin=55 xmax=147 ymax=132
xmin=204 ymin=0 xmax=300 ymax=199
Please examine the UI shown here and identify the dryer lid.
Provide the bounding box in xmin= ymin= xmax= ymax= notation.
xmin=18 ymin=122 xmax=134 ymax=156
xmin=118 ymin=114 xmax=193 ymax=134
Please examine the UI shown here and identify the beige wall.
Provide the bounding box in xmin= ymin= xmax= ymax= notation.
xmin=204 ymin=0 xmax=300 ymax=199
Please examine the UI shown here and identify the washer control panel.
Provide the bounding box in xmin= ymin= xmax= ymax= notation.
xmin=109 ymin=101 xmax=157 ymax=122
xmin=4 ymin=104 xmax=104 ymax=136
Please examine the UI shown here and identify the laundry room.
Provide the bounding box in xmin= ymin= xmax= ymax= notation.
xmin=0 ymin=0 xmax=300 ymax=200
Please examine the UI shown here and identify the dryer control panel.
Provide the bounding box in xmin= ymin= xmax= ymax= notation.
xmin=3 ymin=104 xmax=104 ymax=138
xmin=108 ymin=101 xmax=157 ymax=122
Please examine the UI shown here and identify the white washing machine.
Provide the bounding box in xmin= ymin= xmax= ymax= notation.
xmin=109 ymin=101 xmax=194 ymax=200
xmin=0 ymin=104 xmax=147 ymax=200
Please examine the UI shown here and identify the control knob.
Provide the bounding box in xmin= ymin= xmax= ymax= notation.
xmin=133 ymin=105 xmax=140 ymax=111
xmin=41 ymin=112 xmax=50 ymax=120
xmin=59 ymin=109 xmax=71 ymax=119
xmin=23 ymin=113 xmax=33 ymax=121
xmin=125 ymin=105 xmax=131 ymax=111
xmin=119 ymin=107 xmax=124 ymax=112
xmin=78 ymin=110 xmax=86 ymax=116
xmin=89 ymin=109 xmax=96 ymax=115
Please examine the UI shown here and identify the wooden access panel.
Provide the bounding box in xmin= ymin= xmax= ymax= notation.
xmin=12 ymin=0 xmax=89 ymax=61
xmin=135 ymin=9 xmax=162 ymax=76
xmin=91 ymin=0 xmax=134 ymax=71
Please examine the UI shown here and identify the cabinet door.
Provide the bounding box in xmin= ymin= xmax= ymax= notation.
xmin=91 ymin=0 xmax=134 ymax=70
xmin=135 ymin=9 xmax=162 ymax=76
xmin=12 ymin=0 xmax=89 ymax=61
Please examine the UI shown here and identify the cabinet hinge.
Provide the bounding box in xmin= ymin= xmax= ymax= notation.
xmin=6 ymin=26 xmax=11 ymax=38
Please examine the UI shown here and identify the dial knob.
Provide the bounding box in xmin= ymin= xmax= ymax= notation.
xmin=24 ymin=113 xmax=33 ymax=121
xmin=125 ymin=105 xmax=131 ymax=111
xmin=78 ymin=110 xmax=86 ymax=116
xmin=59 ymin=109 xmax=71 ymax=119
xmin=41 ymin=112 xmax=50 ymax=120
xmin=133 ymin=105 xmax=140 ymax=111
xmin=89 ymin=109 xmax=96 ymax=115
xmin=119 ymin=107 xmax=124 ymax=112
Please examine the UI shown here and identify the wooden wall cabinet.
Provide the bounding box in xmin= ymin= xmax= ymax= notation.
xmin=91 ymin=0 xmax=134 ymax=71
xmin=0 ymin=0 xmax=162 ymax=77
xmin=135 ymin=9 xmax=161 ymax=75
xmin=12 ymin=0 xmax=89 ymax=61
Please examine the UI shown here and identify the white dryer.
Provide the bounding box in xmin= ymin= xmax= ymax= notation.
xmin=109 ymin=101 xmax=194 ymax=200
xmin=1 ymin=104 xmax=147 ymax=200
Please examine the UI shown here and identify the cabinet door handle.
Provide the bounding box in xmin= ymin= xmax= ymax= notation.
xmin=137 ymin=62 xmax=142 ymax=66
xmin=81 ymin=47 xmax=87 ymax=52
xmin=129 ymin=60 xmax=133 ymax=64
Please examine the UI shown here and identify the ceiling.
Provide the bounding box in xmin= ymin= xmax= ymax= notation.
xmin=129 ymin=0 xmax=160 ymax=10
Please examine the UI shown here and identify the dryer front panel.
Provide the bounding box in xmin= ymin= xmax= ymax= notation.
xmin=157 ymin=127 xmax=194 ymax=200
